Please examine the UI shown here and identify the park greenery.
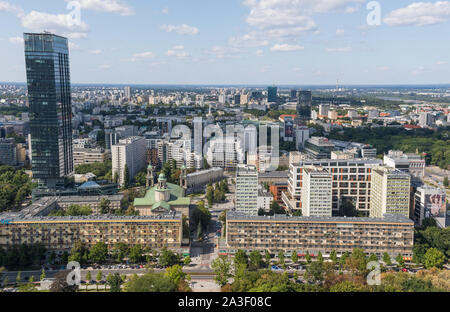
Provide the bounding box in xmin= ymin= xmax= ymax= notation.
xmin=48 ymin=204 xmax=93 ymax=217
xmin=0 ymin=165 xmax=36 ymax=212
xmin=329 ymin=126 xmax=450 ymax=170
xmin=75 ymin=160 xmax=113 ymax=181
xmin=66 ymin=241 xmax=184 ymax=268
xmin=212 ymin=247 xmax=449 ymax=292
xmin=123 ymin=267 xmax=191 ymax=292
xmin=191 ymin=200 xmax=212 ymax=238
xmin=413 ymin=221 xmax=449 ymax=268
xmin=206 ymin=180 xmax=229 ymax=207
xmin=0 ymin=243 xmax=47 ymax=271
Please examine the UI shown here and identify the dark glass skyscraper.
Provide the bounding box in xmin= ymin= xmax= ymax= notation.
xmin=24 ymin=33 xmax=73 ymax=190
xmin=296 ymin=90 xmax=312 ymax=126
xmin=267 ymin=86 xmax=278 ymax=102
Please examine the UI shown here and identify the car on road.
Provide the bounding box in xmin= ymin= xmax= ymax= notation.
xmin=271 ymin=265 xmax=281 ymax=271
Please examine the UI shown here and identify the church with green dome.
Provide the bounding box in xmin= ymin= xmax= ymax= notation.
xmin=133 ymin=164 xmax=191 ymax=217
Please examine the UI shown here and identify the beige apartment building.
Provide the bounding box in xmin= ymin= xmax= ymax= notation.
xmin=73 ymin=148 xmax=111 ymax=167
xmin=0 ymin=214 xmax=183 ymax=252
xmin=224 ymin=212 xmax=414 ymax=258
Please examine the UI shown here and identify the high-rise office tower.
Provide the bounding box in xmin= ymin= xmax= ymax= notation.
xmin=369 ymin=166 xmax=411 ymax=219
xmin=267 ymin=86 xmax=278 ymax=102
xmin=235 ymin=164 xmax=259 ymax=216
xmin=234 ymin=94 xmax=241 ymax=105
xmin=296 ymin=90 xmax=312 ymax=125
xmin=24 ymin=33 xmax=73 ymax=190
xmin=124 ymin=86 xmax=132 ymax=100
xmin=290 ymin=89 xmax=298 ymax=101
xmin=193 ymin=117 xmax=203 ymax=166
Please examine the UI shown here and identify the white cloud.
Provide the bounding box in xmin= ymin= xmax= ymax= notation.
xmin=256 ymin=49 xmax=264 ymax=56
xmin=384 ymin=1 xmax=450 ymax=26
xmin=69 ymin=42 xmax=81 ymax=50
xmin=8 ymin=36 xmax=23 ymax=44
xmin=67 ymin=0 xmax=134 ymax=16
xmin=0 ymin=1 xmax=24 ymax=17
xmin=132 ymin=52 xmax=155 ymax=58
xmin=205 ymin=46 xmax=243 ymax=59
xmin=242 ymin=0 xmax=364 ymax=40
xmin=160 ymin=24 xmax=199 ymax=35
xmin=436 ymin=60 xmax=447 ymax=65
xmin=336 ymin=28 xmax=345 ymax=36
xmin=377 ymin=66 xmax=390 ymax=71
xmin=20 ymin=10 xmax=90 ymax=38
xmin=326 ymin=47 xmax=352 ymax=52
xmin=125 ymin=51 xmax=156 ymax=62
xmin=166 ymin=50 xmax=190 ymax=58
xmin=162 ymin=7 xmax=169 ymax=14
xmin=270 ymin=43 xmax=304 ymax=52
xmin=90 ymin=49 xmax=102 ymax=54
xmin=99 ymin=64 xmax=111 ymax=70
xmin=166 ymin=46 xmax=190 ymax=58
xmin=228 ymin=32 xmax=269 ymax=48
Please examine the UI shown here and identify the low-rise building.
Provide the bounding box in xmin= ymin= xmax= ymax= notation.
xmin=257 ymin=190 xmax=273 ymax=212
xmin=73 ymin=148 xmax=111 ymax=167
xmin=186 ymin=168 xmax=224 ymax=193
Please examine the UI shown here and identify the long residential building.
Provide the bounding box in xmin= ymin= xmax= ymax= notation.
xmin=0 ymin=213 xmax=183 ymax=253
xmin=224 ymin=212 xmax=414 ymax=258
xmin=284 ymin=158 xmax=383 ymax=216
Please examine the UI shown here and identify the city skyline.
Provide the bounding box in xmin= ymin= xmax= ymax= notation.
xmin=0 ymin=0 xmax=450 ymax=85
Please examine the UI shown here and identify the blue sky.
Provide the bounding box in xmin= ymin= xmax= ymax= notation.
xmin=1 ymin=0 xmax=450 ymax=85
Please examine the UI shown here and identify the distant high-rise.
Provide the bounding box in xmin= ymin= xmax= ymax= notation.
xmin=24 ymin=33 xmax=73 ymax=189
xmin=124 ymin=86 xmax=132 ymax=100
xmin=267 ymin=86 xmax=278 ymax=102
xmin=296 ymin=90 xmax=312 ymax=125
xmin=290 ymin=89 xmax=298 ymax=100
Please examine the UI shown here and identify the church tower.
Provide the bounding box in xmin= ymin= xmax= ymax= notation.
xmin=180 ymin=165 xmax=188 ymax=194
xmin=146 ymin=164 xmax=154 ymax=188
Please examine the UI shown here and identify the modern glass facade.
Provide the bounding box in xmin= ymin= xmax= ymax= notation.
xmin=267 ymin=86 xmax=277 ymax=102
xmin=24 ymin=33 xmax=73 ymax=190
xmin=296 ymin=90 xmax=312 ymax=125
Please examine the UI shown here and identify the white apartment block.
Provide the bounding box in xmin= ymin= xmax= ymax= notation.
xmin=206 ymin=136 xmax=244 ymax=169
xmin=235 ymin=165 xmax=259 ymax=216
xmin=369 ymin=166 xmax=411 ymax=219
xmin=284 ymin=158 xmax=383 ymax=215
xmin=301 ymin=167 xmax=333 ymax=217
xmin=111 ymin=136 xmax=147 ymax=186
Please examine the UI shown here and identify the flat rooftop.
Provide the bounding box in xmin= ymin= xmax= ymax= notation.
xmin=226 ymin=211 xmax=414 ymax=224
xmin=1 ymin=212 xmax=182 ymax=223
